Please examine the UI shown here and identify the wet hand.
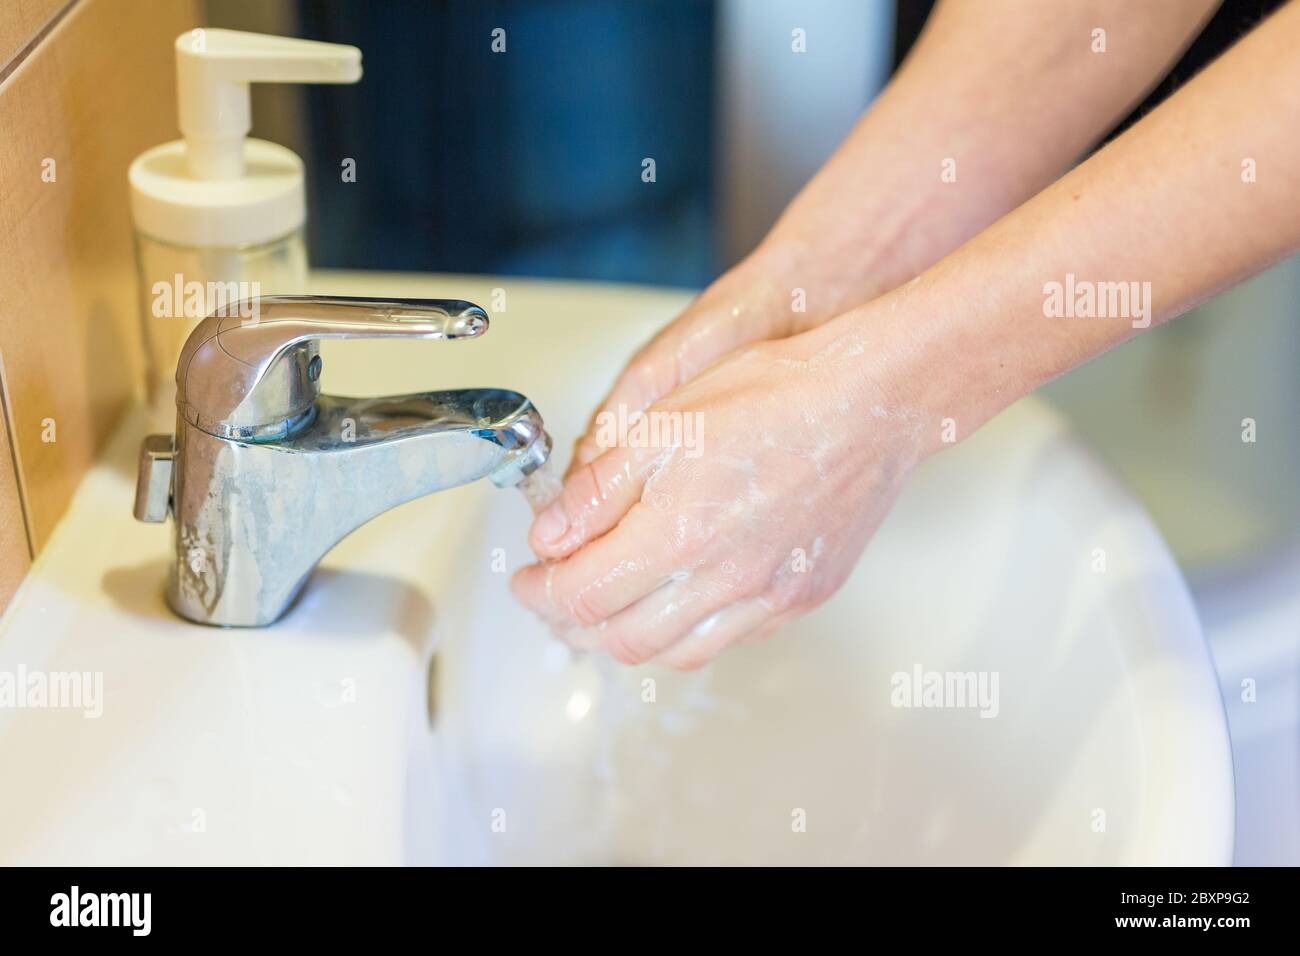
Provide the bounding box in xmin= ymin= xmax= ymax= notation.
xmin=512 ymin=318 xmax=931 ymax=669
xmin=566 ymin=248 xmax=831 ymax=475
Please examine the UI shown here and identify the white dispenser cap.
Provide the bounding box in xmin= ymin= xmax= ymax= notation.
xmin=130 ymin=29 xmax=361 ymax=248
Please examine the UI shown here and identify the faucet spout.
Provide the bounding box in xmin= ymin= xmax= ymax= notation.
xmin=134 ymin=295 xmax=550 ymax=627
xmin=306 ymin=388 xmax=550 ymax=496
xmin=164 ymin=388 xmax=547 ymax=627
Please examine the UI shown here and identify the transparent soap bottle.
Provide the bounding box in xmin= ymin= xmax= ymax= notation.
xmin=134 ymin=233 xmax=309 ymax=409
xmin=128 ymin=28 xmax=361 ymax=413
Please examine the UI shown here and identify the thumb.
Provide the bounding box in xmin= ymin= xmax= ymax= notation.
xmin=530 ymin=442 xmax=666 ymax=560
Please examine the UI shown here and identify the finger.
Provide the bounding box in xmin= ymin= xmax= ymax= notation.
xmin=658 ymin=599 xmax=791 ymax=671
xmin=569 ymin=342 xmax=683 ymax=474
xmin=528 ymin=443 xmax=671 ymax=561
xmin=512 ymin=562 xmax=604 ymax=652
xmin=589 ymin=565 xmax=747 ymax=665
xmin=512 ymin=505 xmax=678 ymax=628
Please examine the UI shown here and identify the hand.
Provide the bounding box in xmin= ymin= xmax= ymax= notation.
xmin=511 ymin=317 xmax=932 ymax=669
xmin=566 ymin=245 xmax=835 ymax=475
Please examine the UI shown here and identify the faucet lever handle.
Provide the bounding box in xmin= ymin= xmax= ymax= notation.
xmin=176 ymin=294 xmax=489 ymax=440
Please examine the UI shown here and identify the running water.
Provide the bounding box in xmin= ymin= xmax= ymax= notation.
xmin=512 ymin=443 xmax=727 ymax=861
xmin=516 ymin=450 xmax=620 ymax=853
xmin=517 ymin=452 xmax=564 ymax=513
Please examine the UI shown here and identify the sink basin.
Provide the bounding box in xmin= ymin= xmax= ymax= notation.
xmin=0 ymin=271 xmax=1233 ymax=865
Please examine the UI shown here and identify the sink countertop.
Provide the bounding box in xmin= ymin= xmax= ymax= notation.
xmin=0 ymin=271 xmax=1234 ymax=865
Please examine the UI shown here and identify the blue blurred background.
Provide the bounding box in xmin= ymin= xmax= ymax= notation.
xmin=217 ymin=0 xmax=897 ymax=286
xmin=296 ymin=1 xmax=717 ymax=286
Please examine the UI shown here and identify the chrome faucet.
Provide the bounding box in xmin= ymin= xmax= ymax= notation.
xmin=133 ymin=295 xmax=549 ymax=627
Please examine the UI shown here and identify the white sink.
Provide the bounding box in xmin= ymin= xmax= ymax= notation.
xmin=0 ymin=271 xmax=1233 ymax=865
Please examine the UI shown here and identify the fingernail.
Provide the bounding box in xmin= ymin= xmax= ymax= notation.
xmin=532 ymin=504 xmax=569 ymax=545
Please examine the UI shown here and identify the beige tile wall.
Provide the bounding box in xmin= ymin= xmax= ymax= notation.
xmin=0 ymin=0 xmax=69 ymax=75
xmin=0 ymin=0 xmax=200 ymax=612
xmin=0 ymin=360 xmax=30 ymax=614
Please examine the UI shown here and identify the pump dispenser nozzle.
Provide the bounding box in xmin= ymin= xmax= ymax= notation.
xmin=130 ymin=28 xmax=361 ymax=249
xmin=177 ymin=29 xmax=361 ymax=180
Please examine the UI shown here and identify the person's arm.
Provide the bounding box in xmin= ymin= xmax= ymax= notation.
xmin=566 ymin=0 xmax=1221 ymax=470
xmin=859 ymin=0 xmax=1300 ymax=441
xmin=512 ymin=0 xmax=1300 ymax=669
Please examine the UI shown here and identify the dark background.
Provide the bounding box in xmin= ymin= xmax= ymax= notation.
xmin=287 ymin=0 xmax=1285 ymax=287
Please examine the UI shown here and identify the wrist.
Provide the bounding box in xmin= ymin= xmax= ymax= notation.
xmin=749 ymin=228 xmax=900 ymax=331
xmin=697 ymin=243 xmax=815 ymax=341
xmin=832 ymin=275 xmax=1023 ymax=463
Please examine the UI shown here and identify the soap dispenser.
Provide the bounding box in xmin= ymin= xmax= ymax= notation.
xmin=129 ymin=28 xmax=362 ymax=408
